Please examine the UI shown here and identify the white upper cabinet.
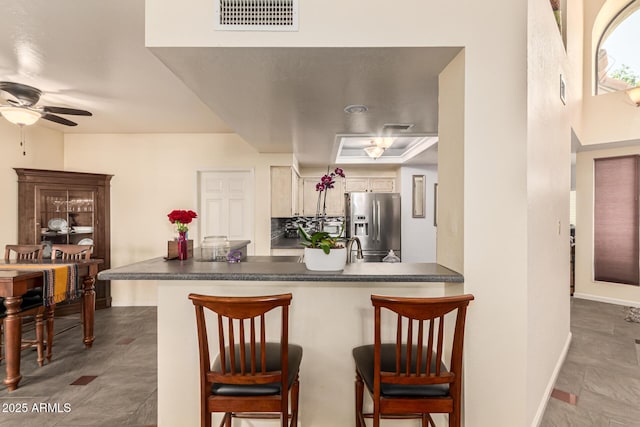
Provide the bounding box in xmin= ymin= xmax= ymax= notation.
xmin=344 ymin=178 xmax=369 ymax=192
xmin=302 ymin=177 xmax=345 ymax=216
xmin=270 ymin=166 xmax=300 ymax=217
xmin=345 ymin=177 xmax=396 ymax=193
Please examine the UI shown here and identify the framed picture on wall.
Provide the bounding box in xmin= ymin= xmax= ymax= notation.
xmin=412 ymin=175 xmax=426 ymax=218
xmin=433 ymin=183 xmax=438 ymax=226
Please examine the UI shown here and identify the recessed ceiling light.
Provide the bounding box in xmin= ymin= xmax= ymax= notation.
xmin=344 ymin=104 xmax=368 ymax=114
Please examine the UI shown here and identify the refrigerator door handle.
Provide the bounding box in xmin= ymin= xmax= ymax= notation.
xmin=372 ymin=200 xmax=377 ymax=242
xmin=376 ymin=200 xmax=381 ymax=242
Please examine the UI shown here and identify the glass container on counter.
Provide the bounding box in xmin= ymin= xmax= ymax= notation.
xmin=200 ymin=236 xmax=230 ymax=261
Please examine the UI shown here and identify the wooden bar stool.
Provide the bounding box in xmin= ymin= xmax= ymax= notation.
xmin=353 ymin=294 xmax=474 ymax=427
xmin=188 ymin=293 xmax=302 ymax=427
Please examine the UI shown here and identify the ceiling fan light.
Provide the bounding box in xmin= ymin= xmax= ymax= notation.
xmin=1 ymin=106 xmax=41 ymax=126
xmin=364 ymin=145 xmax=385 ymax=159
xmin=628 ymin=86 xmax=640 ymax=106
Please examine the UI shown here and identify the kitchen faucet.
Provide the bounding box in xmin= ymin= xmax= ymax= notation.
xmin=346 ymin=237 xmax=364 ymax=263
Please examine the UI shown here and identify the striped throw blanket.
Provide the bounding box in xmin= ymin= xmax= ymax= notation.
xmin=0 ymin=264 xmax=80 ymax=306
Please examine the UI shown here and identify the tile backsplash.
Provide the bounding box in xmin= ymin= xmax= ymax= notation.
xmin=271 ymin=216 xmax=344 ymax=239
xmin=270 ymin=218 xmax=284 ymax=239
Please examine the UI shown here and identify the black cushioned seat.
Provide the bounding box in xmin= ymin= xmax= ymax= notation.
xmin=353 ymin=343 xmax=450 ymax=398
xmin=211 ymin=342 xmax=303 ymax=396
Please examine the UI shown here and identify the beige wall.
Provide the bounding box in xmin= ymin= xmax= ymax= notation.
xmin=575 ymin=145 xmax=640 ymax=305
xmin=64 ymin=133 xmax=294 ymax=306
xmin=527 ymin=0 xmax=574 ymax=423
xmin=437 ymin=51 xmax=464 ymax=276
xmin=0 ymin=121 xmax=65 ymax=248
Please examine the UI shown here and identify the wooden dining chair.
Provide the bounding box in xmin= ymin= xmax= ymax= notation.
xmin=353 ymin=294 xmax=474 ymax=427
xmin=50 ymin=244 xmax=92 ymax=260
xmin=188 ymin=293 xmax=302 ymax=427
xmin=1 ymin=244 xmax=47 ymax=366
xmin=43 ymin=244 xmax=92 ymax=360
xmin=4 ymin=244 xmax=44 ymax=261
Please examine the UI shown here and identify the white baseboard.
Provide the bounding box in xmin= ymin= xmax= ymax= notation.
xmin=573 ymin=293 xmax=640 ymax=308
xmin=530 ymin=331 xmax=572 ymax=427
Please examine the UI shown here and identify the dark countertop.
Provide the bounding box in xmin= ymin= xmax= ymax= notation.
xmin=97 ymin=256 xmax=463 ymax=283
xmin=271 ymin=236 xmax=303 ymax=249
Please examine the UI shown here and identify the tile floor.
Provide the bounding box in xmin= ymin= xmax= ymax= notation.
xmin=0 ymin=307 xmax=156 ymax=427
xmin=540 ymin=298 xmax=640 ymax=427
xmin=0 ymin=298 xmax=637 ymax=426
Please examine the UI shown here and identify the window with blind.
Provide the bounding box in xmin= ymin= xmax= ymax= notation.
xmin=594 ymin=155 xmax=639 ymax=286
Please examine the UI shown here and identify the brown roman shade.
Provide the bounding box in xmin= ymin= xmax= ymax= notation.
xmin=594 ymin=155 xmax=640 ymax=286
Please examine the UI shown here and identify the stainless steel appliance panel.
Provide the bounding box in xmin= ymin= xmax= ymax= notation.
xmin=345 ymin=192 xmax=401 ymax=260
xmin=373 ymin=193 xmax=401 ymax=253
xmin=356 ymin=250 xmax=392 ymax=263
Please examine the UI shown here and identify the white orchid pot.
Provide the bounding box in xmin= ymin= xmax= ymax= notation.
xmin=303 ymin=247 xmax=347 ymax=271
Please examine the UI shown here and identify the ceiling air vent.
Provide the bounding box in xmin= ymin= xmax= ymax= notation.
xmin=383 ymin=123 xmax=415 ymax=132
xmin=215 ymin=0 xmax=299 ymax=31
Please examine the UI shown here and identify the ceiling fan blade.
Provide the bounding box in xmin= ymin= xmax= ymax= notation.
xmin=41 ymin=113 xmax=78 ymax=126
xmin=42 ymin=106 xmax=92 ymax=116
xmin=0 ymin=81 xmax=41 ymax=106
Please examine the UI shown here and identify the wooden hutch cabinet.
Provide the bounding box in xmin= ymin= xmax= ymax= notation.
xmin=14 ymin=168 xmax=113 ymax=313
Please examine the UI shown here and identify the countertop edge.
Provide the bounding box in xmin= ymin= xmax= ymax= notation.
xmin=98 ymin=271 xmax=464 ymax=282
xmin=97 ymin=257 xmax=464 ymax=283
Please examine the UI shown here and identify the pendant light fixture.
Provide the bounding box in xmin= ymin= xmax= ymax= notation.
xmin=363 ymin=137 xmax=395 ymax=159
xmin=364 ymin=144 xmax=385 ymax=159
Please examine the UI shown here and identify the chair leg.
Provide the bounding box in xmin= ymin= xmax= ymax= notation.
xmin=282 ymin=388 xmax=289 ymax=427
xmin=450 ymin=409 xmax=460 ymax=427
xmin=290 ymin=376 xmax=300 ymax=426
xmin=35 ymin=312 xmax=45 ymax=367
xmin=355 ymin=372 xmax=364 ymax=427
xmin=0 ymin=323 xmax=3 ymax=363
xmin=373 ymin=391 xmax=380 ymax=427
xmin=46 ymin=305 xmax=55 ymax=362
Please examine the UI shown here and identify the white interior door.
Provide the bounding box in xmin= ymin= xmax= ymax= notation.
xmin=199 ymin=170 xmax=254 ymax=255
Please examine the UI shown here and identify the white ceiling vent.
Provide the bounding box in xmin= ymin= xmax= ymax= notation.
xmin=382 ymin=123 xmax=414 ymax=132
xmin=215 ymin=0 xmax=299 ymax=31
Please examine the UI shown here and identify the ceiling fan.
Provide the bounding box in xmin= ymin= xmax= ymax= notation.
xmin=0 ymin=81 xmax=92 ymax=127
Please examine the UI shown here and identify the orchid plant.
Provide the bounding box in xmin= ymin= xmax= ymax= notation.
xmin=315 ymin=167 xmax=345 ymax=221
xmin=298 ymin=225 xmax=345 ymax=254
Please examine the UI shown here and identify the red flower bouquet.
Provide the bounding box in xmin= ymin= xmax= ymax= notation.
xmin=167 ymin=209 xmax=198 ymax=233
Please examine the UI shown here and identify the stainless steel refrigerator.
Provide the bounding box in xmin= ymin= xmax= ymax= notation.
xmin=345 ymin=192 xmax=401 ymax=262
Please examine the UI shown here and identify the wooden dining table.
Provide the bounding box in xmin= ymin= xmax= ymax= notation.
xmin=0 ymin=259 xmax=101 ymax=391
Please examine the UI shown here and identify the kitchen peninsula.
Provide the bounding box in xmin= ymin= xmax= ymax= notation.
xmin=98 ymin=256 xmax=463 ymax=426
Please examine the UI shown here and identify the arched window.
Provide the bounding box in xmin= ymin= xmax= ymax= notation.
xmin=596 ymin=0 xmax=640 ymax=94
